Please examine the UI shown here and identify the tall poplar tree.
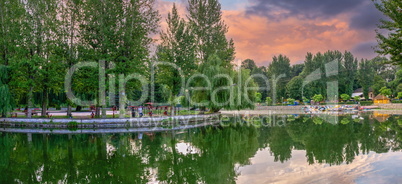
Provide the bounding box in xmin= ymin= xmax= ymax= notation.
xmin=80 ymin=0 xmax=159 ymax=117
xmin=187 ymin=0 xmax=235 ymax=67
xmin=358 ymin=59 xmax=375 ymax=99
xmin=156 ymin=4 xmax=197 ymax=107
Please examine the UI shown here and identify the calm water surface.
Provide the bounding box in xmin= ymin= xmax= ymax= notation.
xmin=1 ymin=113 xmax=402 ymax=183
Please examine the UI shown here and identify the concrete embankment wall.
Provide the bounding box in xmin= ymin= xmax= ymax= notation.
xmin=376 ymin=103 xmax=402 ymax=109
xmin=0 ymin=114 xmax=221 ymax=129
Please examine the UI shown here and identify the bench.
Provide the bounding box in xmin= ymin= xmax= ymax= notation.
xmin=23 ymin=108 xmax=40 ymax=116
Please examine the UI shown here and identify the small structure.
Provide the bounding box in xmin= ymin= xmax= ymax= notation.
xmin=352 ymin=88 xmax=374 ymax=100
xmin=373 ymin=94 xmax=390 ymax=104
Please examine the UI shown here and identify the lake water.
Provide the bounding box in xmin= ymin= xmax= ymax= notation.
xmin=1 ymin=113 xmax=402 ymax=183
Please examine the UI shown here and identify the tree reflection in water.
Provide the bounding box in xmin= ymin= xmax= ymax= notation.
xmin=0 ymin=114 xmax=402 ymax=183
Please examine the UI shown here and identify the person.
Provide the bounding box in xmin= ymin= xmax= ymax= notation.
xmin=138 ymin=106 xmax=143 ymax=117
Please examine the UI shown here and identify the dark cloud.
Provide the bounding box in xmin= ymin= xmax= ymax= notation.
xmin=246 ymin=0 xmax=366 ymax=20
xmin=351 ymin=41 xmax=378 ymax=59
xmin=349 ymin=1 xmax=385 ymax=30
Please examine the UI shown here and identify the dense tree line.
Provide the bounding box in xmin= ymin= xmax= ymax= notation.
xmin=0 ymin=0 xmax=258 ymax=117
xmin=0 ymin=0 xmax=400 ymax=116
xmin=241 ymin=53 xmax=400 ymax=104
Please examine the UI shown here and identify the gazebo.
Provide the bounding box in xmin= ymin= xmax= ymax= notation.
xmin=373 ymin=94 xmax=390 ymax=104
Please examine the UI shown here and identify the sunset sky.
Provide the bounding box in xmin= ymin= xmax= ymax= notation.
xmin=157 ymin=0 xmax=385 ymax=66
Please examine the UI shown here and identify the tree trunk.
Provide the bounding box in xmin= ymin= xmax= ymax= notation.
xmin=95 ymin=106 xmax=101 ymax=118
xmin=27 ymin=87 xmax=33 ymax=118
xmin=67 ymin=105 xmax=72 ymax=118
xmin=101 ymin=107 xmax=106 ymax=118
xmin=41 ymin=89 xmax=48 ymax=117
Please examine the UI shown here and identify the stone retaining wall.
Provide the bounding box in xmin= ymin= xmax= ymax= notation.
xmin=0 ymin=114 xmax=221 ymax=130
xmin=376 ymin=103 xmax=402 ymax=109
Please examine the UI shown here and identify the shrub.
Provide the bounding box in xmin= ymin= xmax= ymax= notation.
xmin=312 ymin=94 xmax=324 ymax=103
xmin=340 ymin=94 xmax=351 ymax=101
xmin=265 ymin=97 xmax=272 ymax=106
xmin=287 ymin=98 xmax=295 ymax=105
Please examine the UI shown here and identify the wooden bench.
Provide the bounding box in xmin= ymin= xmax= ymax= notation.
xmin=23 ymin=108 xmax=40 ymax=116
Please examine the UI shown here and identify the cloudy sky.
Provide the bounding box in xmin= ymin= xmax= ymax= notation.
xmin=157 ymin=0 xmax=385 ymax=66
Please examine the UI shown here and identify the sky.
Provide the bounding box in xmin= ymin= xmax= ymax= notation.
xmin=157 ymin=0 xmax=385 ymax=66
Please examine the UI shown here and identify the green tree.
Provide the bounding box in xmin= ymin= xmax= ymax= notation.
xmin=390 ymin=69 xmax=402 ymax=96
xmin=187 ymin=0 xmax=235 ymax=66
xmin=372 ymin=75 xmax=387 ymax=95
xmin=0 ymin=65 xmax=13 ymax=117
xmin=358 ymin=59 xmax=375 ymax=99
xmin=267 ymin=55 xmax=291 ymax=102
xmin=340 ymin=94 xmax=351 ymax=101
xmin=80 ymin=0 xmax=159 ymax=117
xmin=287 ymin=98 xmax=295 ymax=105
xmin=255 ymin=92 xmax=262 ymax=103
xmin=265 ymin=97 xmax=272 ymax=106
xmin=373 ymin=0 xmax=402 ymax=65
xmin=379 ymin=87 xmax=392 ymax=97
xmin=312 ymin=94 xmax=324 ymax=103
xmin=241 ymin=59 xmax=257 ymax=71
xmin=341 ymin=51 xmax=358 ymax=95
xmin=286 ymin=76 xmax=303 ymax=100
xmin=156 ymin=4 xmax=196 ymax=112
xmin=192 ymin=54 xmax=256 ymax=112
xmin=354 ymin=96 xmax=361 ymax=102
xmin=290 ymin=64 xmax=305 ymax=78
xmin=397 ymin=92 xmax=402 ymax=99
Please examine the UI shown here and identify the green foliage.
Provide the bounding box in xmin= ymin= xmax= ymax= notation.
xmin=340 ymin=94 xmax=351 ymax=101
xmin=397 ymin=92 xmax=402 ymax=99
xmin=358 ymin=59 xmax=375 ymax=99
xmin=179 ymin=96 xmax=189 ymax=107
xmin=353 ymin=96 xmax=361 ymax=101
xmin=187 ymin=0 xmax=234 ymax=66
xmin=192 ymin=55 xmax=256 ymax=112
xmin=302 ymin=97 xmax=309 ymax=103
xmin=286 ymin=76 xmax=303 ymax=100
xmin=265 ymin=97 xmax=272 ymax=106
xmin=267 ymin=55 xmax=291 ymax=101
xmin=241 ymin=59 xmax=257 ymax=71
xmin=312 ymin=94 xmax=324 ymax=103
xmin=0 ymin=65 xmax=13 ymax=117
xmin=373 ymin=0 xmax=402 ymax=65
xmin=287 ymin=98 xmax=295 ymax=105
xmin=379 ymin=87 xmax=392 ymax=97
xmin=255 ymin=93 xmax=262 ymax=103
xmin=156 ymin=4 xmax=197 ymax=99
xmin=372 ymin=75 xmax=387 ymax=95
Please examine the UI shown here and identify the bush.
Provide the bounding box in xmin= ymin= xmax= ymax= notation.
xmin=340 ymin=94 xmax=351 ymax=101
xmin=353 ymin=96 xmax=361 ymax=101
xmin=397 ymin=92 xmax=402 ymax=99
xmin=360 ymin=101 xmax=374 ymax=106
xmin=312 ymin=94 xmax=324 ymax=103
xmin=265 ymin=97 xmax=272 ymax=106
xmin=287 ymin=98 xmax=295 ymax=105
xmin=255 ymin=93 xmax=262 ymax=103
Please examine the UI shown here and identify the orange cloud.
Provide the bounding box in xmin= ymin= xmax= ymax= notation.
xmin=155 ymin=1 xmax=378 ymax=66
xmin=222 ymin=10 xmax=377 ymax=65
